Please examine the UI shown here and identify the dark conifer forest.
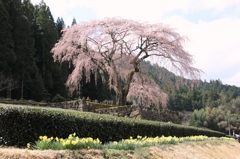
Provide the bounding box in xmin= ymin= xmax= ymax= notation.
xmin=1 ymin=0 xmax=240 ymax=133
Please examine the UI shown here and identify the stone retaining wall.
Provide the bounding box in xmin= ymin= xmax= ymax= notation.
xmin=49 ymin=99 xmax=180 ymax=123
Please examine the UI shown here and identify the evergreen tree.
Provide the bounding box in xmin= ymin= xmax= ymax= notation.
xmin=56 ymin=17 xmax=65 ymax=38
xmin=11 ymin=0 xmax=44 ymax=100
xmin=33 ymin=1 xmax=59 ymax=100
xmin=0 ymin=0 xmax=15 ymax=74
xmin=71 ymin=17 xmax=77 ymax=26
xmin=22 ymin=0 xmax=35 ymax=21
xmin=0 ymin=0 xmax=17 ymax=98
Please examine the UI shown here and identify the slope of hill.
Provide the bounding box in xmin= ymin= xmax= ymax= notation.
xmin=0 ymin=140 xmax=240 ymax=159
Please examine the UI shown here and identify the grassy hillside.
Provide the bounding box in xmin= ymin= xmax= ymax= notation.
xmin=0 ymin=140 xmax=240 ymax=159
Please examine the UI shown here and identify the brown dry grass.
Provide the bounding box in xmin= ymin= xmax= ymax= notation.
xmin=149 ymin=140 xmax=240 ymax=159
xmin=0 ymin=147 xmax=107 ymax=159
xmin=0 ymin=140 xmax=240 ymax=159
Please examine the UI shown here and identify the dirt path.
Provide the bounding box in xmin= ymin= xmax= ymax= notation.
xmin=0 ymin=140 xmax=240 ymax=159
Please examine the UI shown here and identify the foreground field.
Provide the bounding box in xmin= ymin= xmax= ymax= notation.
xmin=1 ymin=140 xmax=240 ymax=159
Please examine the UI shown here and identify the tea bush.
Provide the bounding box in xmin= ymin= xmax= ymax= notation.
xmin=0 ymin=106 xmax=225 ymax=147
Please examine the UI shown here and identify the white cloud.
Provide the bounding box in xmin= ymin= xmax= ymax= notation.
xmin=224 ymin=71 xmax=240 ymax=87
xmin=162 ymin=16 xmax=240 ymax=86
xmin=30 ymin=0 xmax=240 ymax=86
xmin=202 ymin=0 xmax=240 ymax=11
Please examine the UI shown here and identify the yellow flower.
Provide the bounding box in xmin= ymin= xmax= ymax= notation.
xmin=47 ymin=138 xmax=51 ymax=142
xmin=42 ymin=136 xmax=48 ymax=142
xmin=27 ymin=143 xmax=31 ymax=149
xmin=65 ymin=140 xmax=70 ymax=145
xmin=94 ymin=138 xmax=101 ymax=144
xmin=73 ymin=132 xmax=76 ymax=137
xmin=87 ymin=137 xmax=93 ymax=142
xmin=72 ymin=140 xmax=77 ymax=145
xmin=137 ymin=135 xmax=142 ymax=139
xmin=60 ymin=138 xmax=64 ymax=143
xmin=55 ymin=137 xmax=59 ymax=142
xmin=68 ymin=134 xmax=73 ymax=140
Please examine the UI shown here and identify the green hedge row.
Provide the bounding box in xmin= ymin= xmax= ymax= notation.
xmin=0 ymin=98 xmax=48 ymax=106
xmin=0 ymin=106 xmax=225 ymax=147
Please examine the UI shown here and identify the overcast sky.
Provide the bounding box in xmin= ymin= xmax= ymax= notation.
xmin=31 ymin=0 xmax=240 ymax=87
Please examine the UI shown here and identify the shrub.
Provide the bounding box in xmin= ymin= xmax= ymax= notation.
xmin=52 ymin=94 xmax=65 ymax=102
xmin=0 ymin=106 xmax=225 ymax=147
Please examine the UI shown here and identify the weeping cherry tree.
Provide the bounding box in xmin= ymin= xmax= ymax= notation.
xmin=51 ymin=17 xmax=201 ymax=106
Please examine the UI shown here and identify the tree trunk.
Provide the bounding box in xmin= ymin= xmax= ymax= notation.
xmin=21 ymin=76 xmax=24 ymax=99
xmin=116 ymin=92 xmax=122 ymax=106
xmin=122 ymin=92 xmax=127 ymax=105
xmin=111 ymin=59 xmax=137 ymax=106
xmin=116 ymin=70 xmax=135 ymax=106
xmin=116 ymin=89 xmax=128 ymax=106
xmin=7 ymin=88 xmax=11 ymax=99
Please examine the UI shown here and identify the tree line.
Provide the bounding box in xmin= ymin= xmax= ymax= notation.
xmin=0 ymin=0 xmax=111 ymax=102
xmin=1 ymin=0 xmax=61 ymax=100
xmin=145 ymin=61 xmax=240 ymax=133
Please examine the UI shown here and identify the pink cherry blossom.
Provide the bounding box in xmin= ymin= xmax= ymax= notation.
xmin=51 ymin=17 xmax=201 ymax=106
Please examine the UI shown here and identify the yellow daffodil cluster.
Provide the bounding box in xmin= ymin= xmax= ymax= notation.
xmin=39 ymin=135 xmax=54 ymax=142
xmin=122 ymin=136 xmax=176 ymax=145
xmin=34 ymin=133 xmax=101 ymax=150
xmin=179 ymin=135 xmax=209 ymax=142
xmin=209 ymin=136 xmax=235 ymax=141
xmin=219 ymin=137 xmax=235 ymax=140
xmin=116 ymin=135 xmax=180 ymax=148
xmin=110 ymin=135 xmax=234 ymax=150
xmin=61 ymin=136 xmax=101 ymax=147
xmin=28 ymin=133 xmax=234 ymax=150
